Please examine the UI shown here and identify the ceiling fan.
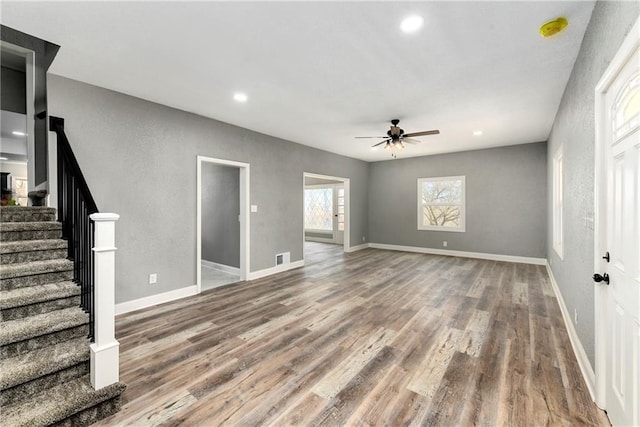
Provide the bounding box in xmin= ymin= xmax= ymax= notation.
xmin=356 ymin=119 xmax=440 ymax=153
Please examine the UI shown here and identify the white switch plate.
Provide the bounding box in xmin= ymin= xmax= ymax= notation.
xmin=149 ymin=273 xmax=157 ymax=284
xmin=443 ymin=241 xmax=448 ymax=247
xmin=251 ymin=205 xmax=258 ymax=213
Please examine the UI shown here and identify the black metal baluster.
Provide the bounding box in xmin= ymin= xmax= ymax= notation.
xmin=51 ymin=117 xmax=100 ymax=342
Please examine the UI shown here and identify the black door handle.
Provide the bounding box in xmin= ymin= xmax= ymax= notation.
xmin=593 ymin=273 xmax=610 ymax=285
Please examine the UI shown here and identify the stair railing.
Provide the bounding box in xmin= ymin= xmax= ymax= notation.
xmin=48 ymin=116 xmax=120 ymax=390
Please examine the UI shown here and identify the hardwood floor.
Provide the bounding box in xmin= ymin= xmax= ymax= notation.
xmin=95 ymin=243 xmax=608 ymax=426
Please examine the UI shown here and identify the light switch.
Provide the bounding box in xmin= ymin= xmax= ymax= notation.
xmin=251 ymin=205 xmax=258 ymax=213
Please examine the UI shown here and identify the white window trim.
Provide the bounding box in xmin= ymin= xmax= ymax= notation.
xmin=417 ymin=175 xmax=466 ymax=232
xmin=552 ymin=146 xmax=564 ymax=259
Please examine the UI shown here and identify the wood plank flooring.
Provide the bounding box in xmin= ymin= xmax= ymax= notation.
xmin=94 ymin=242 xmax=609 ymax=426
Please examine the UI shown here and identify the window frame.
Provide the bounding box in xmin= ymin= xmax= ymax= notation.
xmin=552 ymin=146 xmax=564 ymax=259
xmin=417 ymin=175 xmax=466 ymax=232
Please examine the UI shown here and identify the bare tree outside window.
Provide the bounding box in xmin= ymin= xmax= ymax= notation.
xmin=418 ymin=176 xmax=465 ymax=232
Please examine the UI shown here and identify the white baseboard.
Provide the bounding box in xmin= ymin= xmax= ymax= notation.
xmin=305 ymin=236 xmax=335 ymax=244
xmin=201 ymin=259 xmax=240 ymax=275
xmin=545 ymin=263 xmax=596 ymax=400
xmin=346 ymin=243 xmax=370 ymax=253
xmin=248 ymin=260 xmax=305 ymax=281
xmin=115 ymin=285 xmax=198 ymax=315
xmin=369 ymin=243 xmax=546 ymax=265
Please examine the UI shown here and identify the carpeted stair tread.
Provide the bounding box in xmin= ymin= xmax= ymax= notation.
xmin=0 ymin=258 xmax=73 ymax=280
xmin=0 ymin=239 xmax=68 ymax=254
xmin=0 ymin=282 xmax=80 ymax=310
xmin=0 ymin=306 xmax=88 ymax=347
xmin=0 ymin=376 xmax=126 ymax=427
xmin=0 ymin=336 xmax=89 ymax=390
xmin=0 ymin=206 xmax=57 ymax=223
xmin=0 ymin=221 xmax=61 ymax=231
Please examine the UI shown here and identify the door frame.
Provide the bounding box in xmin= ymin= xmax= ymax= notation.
xmin=593 ymin=15 xmax=640 ymax=409
xmin=302 ymin=172 xmax=350 ymax=254
xmin=196 ymin=156 xmax=250 ymax=293
xmin=0 ymin=41 xmax=36 ymax=192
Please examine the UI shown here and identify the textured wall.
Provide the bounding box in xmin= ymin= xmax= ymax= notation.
xmin=1 ymin=67 xmax=26 ymax=113
xmin=546 ymin=1 xmax=639 ymax=368
xmin=369 ymin=142 xmax=547 ymax=258
xmin=48 ymin=75 xmax=370 ymax=304
xmin=201 ymin=163 xmax=240 ymax=268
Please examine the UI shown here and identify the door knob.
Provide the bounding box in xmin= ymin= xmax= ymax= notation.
xmin=593 ymin=273 xmax=610 ymax=285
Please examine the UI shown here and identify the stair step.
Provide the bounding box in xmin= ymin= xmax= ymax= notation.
xmin=0 ymin=336 xmax=89 ymax=392
xmin=0 ymin=221 xmax=62 ymax=242
xmin=0 ymin=239 xmax=69 ymax=264
xmin=0 ymin=375 xmax=126 ymax=427
xmin=0 ymin=259 xmax=74 ymax=291
xmin=0 ymin=206 xmax=57 ymax=223
xmin=0 ymin=307 xmax=89 ymax=358
xmin=0 ymin=282 xmax=81 ymax=321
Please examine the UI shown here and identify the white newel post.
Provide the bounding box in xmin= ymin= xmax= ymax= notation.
xmin=89 ymin=213 xmax=120 ymax=390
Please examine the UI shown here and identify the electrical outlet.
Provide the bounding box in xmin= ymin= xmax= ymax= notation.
xmin=443 ymin=241 xmax=448 ymax=247
xmin=149 ymin=273 xmax=157 ymax=284
xmin=574 ymin=308 xmax=578 ymax=324
xmin=362 ymin=236 xmax=366 ymax=242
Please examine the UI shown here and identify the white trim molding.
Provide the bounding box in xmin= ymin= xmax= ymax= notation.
xmin=546 ymin=263 xmax=596 ymax=400
xmin=345 ymin=243 xmax=370 ymax=253
xmin=201 ymin=260 xmax=240 ymax=275
xmin=247 ymin=260 xmax=304 ymax=281
xmin=369 ymin=243 xmax=546 ymax=265
xmin=115 ymin=285 xmax=198 ymax=316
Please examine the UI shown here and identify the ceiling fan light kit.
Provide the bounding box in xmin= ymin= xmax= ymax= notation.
xmin=357 ymin=119 xmax=440 ymax=158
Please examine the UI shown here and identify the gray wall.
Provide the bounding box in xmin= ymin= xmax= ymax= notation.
xmin=1 ymin=67 xmax=26 ymax=113
xmin=369 ymin=142 xmax=547 ymax=258
xmin=47 ymin=75 xmax=370 ymax=304
xmin=202 ymin=163 xmax=240 ymax=268
xmin=546 ymin=1 xmax=640 ymax=368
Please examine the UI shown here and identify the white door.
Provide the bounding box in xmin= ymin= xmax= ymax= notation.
xmin=334 ymin=186 xmax=345 ymax=244
xmin=601 ymin=42 xmax=640 ymax=427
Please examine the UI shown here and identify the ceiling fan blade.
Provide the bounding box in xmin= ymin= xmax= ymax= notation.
xmin=404 ymin=129 xmax=440 ymax=137
xmin=355 ymin=136 xmax=387 ymax=139
xmin=372 ymin=139 xmax=390 ymax=147
xmin=402 ymin=138 xmax=421 ymax=144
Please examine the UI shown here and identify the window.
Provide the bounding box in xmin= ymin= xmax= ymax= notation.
xmin=304 ymin=187 xmax=333 ymax=231
xmin=418 ymin=176 xmax=465 ymax=232
xmin=552 ymin=147 xmax=563 ymax=258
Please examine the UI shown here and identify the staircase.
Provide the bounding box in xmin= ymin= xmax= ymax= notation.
xmin=0 ymin=206 xmax=125 ymax=427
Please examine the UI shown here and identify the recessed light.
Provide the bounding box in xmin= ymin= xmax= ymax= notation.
xmin=401 ymin=15 xmax=424 ymax=33
xmin=473 ymin=130 xmax=483 ymax=136
xmin=12 ymin=131 xmax=26 ymax=136
xmin=233 ymin=92 xmax=248 ymax=103
xmin=371 ymin=147 xmax=379 ymax=151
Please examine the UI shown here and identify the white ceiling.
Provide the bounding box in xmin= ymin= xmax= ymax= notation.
xmin=0 ymin=1 xmax=595 ymax=162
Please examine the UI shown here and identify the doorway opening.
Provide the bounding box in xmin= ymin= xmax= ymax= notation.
xmin=197 ymin=156 xmax=250 ymax=293
xmin=0 ymin=43 xmax=35 ymax=204
xmin=303 ymin=173 xmax=350 ymax=261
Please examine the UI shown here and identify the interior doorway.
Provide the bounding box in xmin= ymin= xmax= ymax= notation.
xmin=196 ymin=156 xmax=250 ymax=293
xmin=0 ymin=43 xmax=35 ymax=202
xmin=303 ymin=173 xmax=350 ymax=260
